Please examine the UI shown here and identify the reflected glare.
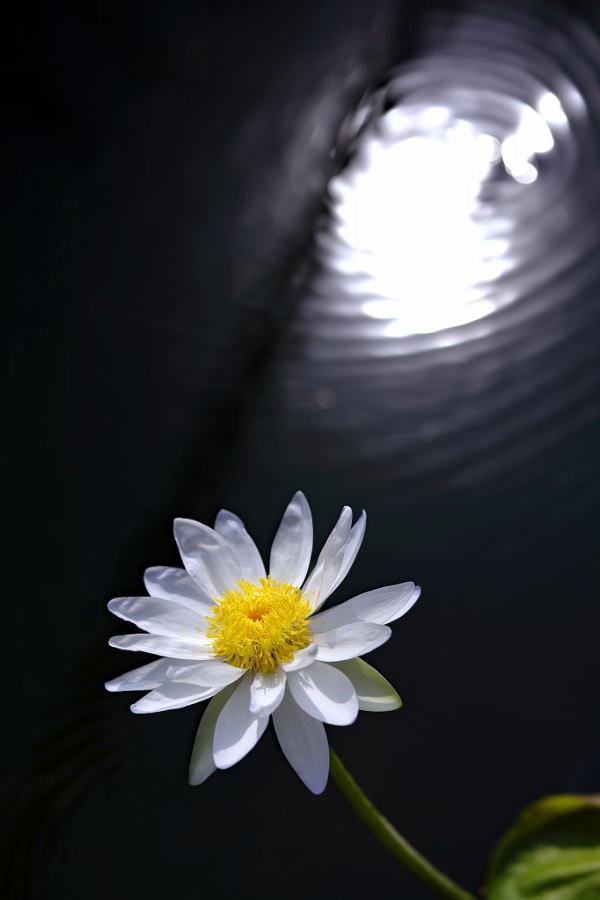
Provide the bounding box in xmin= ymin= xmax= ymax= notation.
xmin=335 ymin=118 xmax=498 ymax=335
xmin=538 ymin=91 xmax=568 ymax=126
xmin=275 ymin=0 xmax=600 ymax=485
xmin=326 ymin=92 xmax=561 ymax=338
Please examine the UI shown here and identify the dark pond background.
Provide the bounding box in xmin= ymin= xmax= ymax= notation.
xmin=4 ymin=1 xmax=600 ymax=898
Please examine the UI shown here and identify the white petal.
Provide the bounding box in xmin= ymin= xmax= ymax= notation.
xmin=213 ymin=673 xmax=269 ymax=769
xmin=300 ymin=559 xmax=329 ymax=612
xmin=280 ymin=643 xmax=318 ymax=672
xmin=310 ymin=583 xmax=420 ymax=632
xmin=314 ymin=506 xmax=353 ymax=566
xmin=130 ymin=680 xmax=222 ymax=714
xmin=108 ymin=633 xmax=214 ymax=659
xmin=322 ymin=511 xmax=367 ymax=604
xmin=174 ymin=518 xmax=240 ymax=598
xmin=269 ymin=492 xmax=313 ymax=587
xmin=214 ymin=510 xmax=266 ymax=584
xmin=333 ymin=510 xmax=367 ymax=584
xmin=273 ymin=686 xmax=329 ymax=794
xmin=104 ymin=658 xmax=173 ymax=692
xmin=313 ymin=622 xmax=391 ymax=662
xmin=287 ymin=661 xmax=358 ymax=725
xmin=301 ymin=506 xmax=352 ymax=599
xmin=168 ymin=659 xmax=245 ymax=688
xmin=349 ymin=583 xmax=420 ymax=625
xmin=107 ymin=596 xmax=208 ymax=639
xmin=331 ymin=658 xmax=402 ymax=712
xmin=249 ymin=669 xmax=286 ymax=716
xmin=143 ymin=566 xmax=214 ymax=612
xmin=305 ymin=511 xmax=367 ymax=612
xmin=105 ymin=658 xmax=229 ymax=693
xmin=188 ymin=683 xmax=238 ymax=786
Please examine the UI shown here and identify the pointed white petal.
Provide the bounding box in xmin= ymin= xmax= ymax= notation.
xmin=143 ymin=566 xmax=214 ymax=612
xmin=305 ymin=511 xmax=367 ymax=612
xmin=331 ymin=658 xmax=402 ymax=712
xmin=321 ymin=511 xmax=367 ymax=606
xmin=269 ymin=492 xmax=313 ymax=587
xmin=188 ymin=683 xmax=238 ymax=786
xmin=333 ymin=510 xmax=367 ymax=585
xmin=106 ymin=658 xmax=235 ymax=693
xmin=287 ymin=662 xmax=358 ymax=725
xmin=280 ymin=643 xmax=318 ymax=672
xmin=249 ymin=669 xmax=286 ymax=717
xmin=104 ymin=658 xmax=173 ymax=692
xmin=108 ymin=633 xmax=214 ymax=659
xmin=213 ymin=673 xmax=269 ymax=769
xmin=313 ymin=622 xmax=391 ymax=662
xmin=130 ymin=680 xmax=222 ymax=713
xmin=107 ymin=596 xmax=208 ymax=639
xmin=314 ymin=506 xmax=353 ymax=565
xmin=344 ymin=583 xmax=420 ymax=625
xmin=173 ymin=518 xmax=240 ymax=598
xmin=301 ymin=506 xmax=352 ymax=600
xmin=214 ymin=510 xmax=266 ymax=584
xmin=310 ymin=583 xmax=420 ymax=632
xmin=168 ymin=659 xmax=245 ymax=688
xmin=273 ymin=687 xmax=329 ymax=794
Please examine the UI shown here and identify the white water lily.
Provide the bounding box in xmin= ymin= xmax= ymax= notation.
xmin=105 ymin=492 xmax=420 ymax=793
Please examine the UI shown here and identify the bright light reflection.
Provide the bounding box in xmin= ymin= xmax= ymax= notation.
xmin=477 ymin=133 xmax=502 ymax=162
xmin=538 ymin=91 xmax=568 ymax=126
xmin=512 ymin=162 xmax=538 ymax=184
xmin=328 ymin=95 xmax=561 ymax=338
xmin=332 ymin=118 xmax=504 ymax=335
xmin=500 ymin=105 xmax=553 ymax=181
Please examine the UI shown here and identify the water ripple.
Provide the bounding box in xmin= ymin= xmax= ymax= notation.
xmin=271 ymin=0 xmax=600 ymax=486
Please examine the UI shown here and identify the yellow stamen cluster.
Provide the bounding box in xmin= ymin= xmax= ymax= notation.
xmin=206 ymin=576 xmax=312 ymax=673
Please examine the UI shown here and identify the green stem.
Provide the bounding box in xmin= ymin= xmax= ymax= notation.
xmin=329 ymin=749 xmax=476 ymax=900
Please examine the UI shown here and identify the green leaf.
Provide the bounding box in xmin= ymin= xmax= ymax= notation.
xmin=486 ymin=794 xmax=600 ymax=900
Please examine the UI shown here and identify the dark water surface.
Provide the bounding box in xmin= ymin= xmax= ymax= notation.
xmin=4 ymin=2 xmax=600 ymax=898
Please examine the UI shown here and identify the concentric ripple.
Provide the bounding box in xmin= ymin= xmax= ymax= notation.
xmin=269 ymin=0 xmax=600 ymax=485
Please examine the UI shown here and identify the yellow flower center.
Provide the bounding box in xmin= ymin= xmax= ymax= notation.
xmin=206 ymin=576 xmax=312 ymax=673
